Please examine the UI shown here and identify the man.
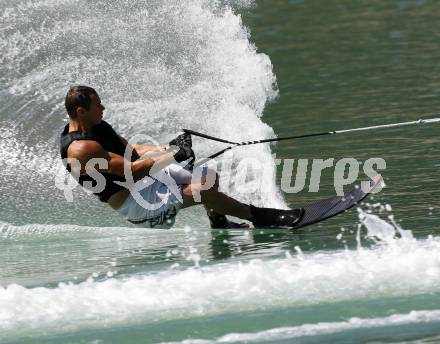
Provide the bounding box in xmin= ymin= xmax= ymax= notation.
xmin=60 ymin=86 xmax=303 ymax=228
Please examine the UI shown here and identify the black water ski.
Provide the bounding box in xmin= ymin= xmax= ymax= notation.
xmin=289 ymin=176 xmax=382 ymax=230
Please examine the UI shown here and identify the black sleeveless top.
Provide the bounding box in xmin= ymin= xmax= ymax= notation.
xmin=60 ymin=120 xmax=139 ymax=203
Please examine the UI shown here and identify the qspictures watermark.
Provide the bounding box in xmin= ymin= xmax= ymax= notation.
xmin=55 ymin=139 xmax=386 ymax=208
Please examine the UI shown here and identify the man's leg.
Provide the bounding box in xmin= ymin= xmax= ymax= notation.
xmin=180 ymin=169 xmax=303 ymax=229
xmin=181 ymin=172 xmax=251 ymax=220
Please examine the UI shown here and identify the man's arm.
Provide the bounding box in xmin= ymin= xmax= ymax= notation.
xmin=118 ymin=135 xmax=168 ymax=158
xmin=67 ymin=140 xmax=176 ymax=182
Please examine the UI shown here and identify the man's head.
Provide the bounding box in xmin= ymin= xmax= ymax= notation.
xmin=65 ymin=85 xmax=105 ymax=124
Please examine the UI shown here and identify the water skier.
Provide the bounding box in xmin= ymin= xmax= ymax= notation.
xmin=60 ymin=86 xmax=302 ymax=229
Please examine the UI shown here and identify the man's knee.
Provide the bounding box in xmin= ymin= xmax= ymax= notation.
xmin=188 ymin=169 xmax=219 ymax=202
xmin=201 ymin=168 xmax=219 ymax=191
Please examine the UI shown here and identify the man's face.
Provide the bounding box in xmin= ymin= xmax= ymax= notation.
xmin=79 ymin=93 xmax=105 ymax=125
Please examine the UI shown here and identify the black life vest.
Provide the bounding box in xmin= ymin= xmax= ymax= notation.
xmin=60 ymin=120 xmax=139 ymax=203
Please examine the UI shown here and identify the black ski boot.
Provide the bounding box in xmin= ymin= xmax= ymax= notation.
xmin=208 ymin=213 xmax=250 ymax=229
xmin=249 ymin=205 xmax=304 ymax=229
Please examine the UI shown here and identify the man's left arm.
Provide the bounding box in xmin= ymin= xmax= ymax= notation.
xmin=118 ymin=135 xmax=168 ymax=157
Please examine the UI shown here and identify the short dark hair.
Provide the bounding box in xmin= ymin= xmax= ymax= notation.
xmin=65 ymin=85 xmax=97 ymax=118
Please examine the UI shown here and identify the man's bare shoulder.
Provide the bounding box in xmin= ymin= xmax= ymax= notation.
xmin=67 ymin=140 xmax=108 ymax=161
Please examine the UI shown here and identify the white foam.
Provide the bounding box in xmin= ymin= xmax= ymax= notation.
xmin=0 ymin=221 xmax=145 ymax=239
xmin=1 ymin=0 xmax=286 ymax=216
xmin=1 ymin=233 xmax=440 ymax=339
xmin=0 ymin=126 xmax=60 ymax=177
xmin=160 ymin=309 xmax=440 ymax=343
xmin=358 ymin=208 xmax=415 ymax=243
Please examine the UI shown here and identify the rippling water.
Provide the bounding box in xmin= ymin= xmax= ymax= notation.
xmin=1 ymin=0 xmax=440 ymax=343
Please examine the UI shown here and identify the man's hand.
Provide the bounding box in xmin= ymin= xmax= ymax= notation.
xmin=173 ymin=145 xmax=195 ymax=163
xmin=169 ymin=132 xmax=192 ymax=148
xmin=170 ymin=132 xmax=195 ymax=165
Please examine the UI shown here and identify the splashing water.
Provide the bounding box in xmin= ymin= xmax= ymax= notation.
xmin=0 ymin=0 xmax=286 ymax=226
xmin=357 ymin=208 xmax=414 ymax=245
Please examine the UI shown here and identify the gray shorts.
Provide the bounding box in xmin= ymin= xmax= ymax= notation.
xmin=117 ymin=164 xmax=207 ymax=229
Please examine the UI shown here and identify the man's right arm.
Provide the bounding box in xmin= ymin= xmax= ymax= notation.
xmin=67 ymin=140 xmax=178 ymax=182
